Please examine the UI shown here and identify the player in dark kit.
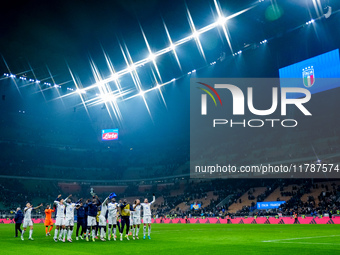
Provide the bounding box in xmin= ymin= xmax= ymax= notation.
xmin=84 ymin=195 xmax=101 ymax=242
xmin=75 ymin=202 xmax=86 ymax=240
xmin=14 ymin=207 xmax=24 ymax=237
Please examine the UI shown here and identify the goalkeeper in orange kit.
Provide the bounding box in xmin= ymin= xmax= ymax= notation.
xmin=44 ymin=205 xmax=55 ymax=236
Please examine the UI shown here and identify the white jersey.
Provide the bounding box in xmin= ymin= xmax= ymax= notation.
xmin=54 ymin=201 xmax=66 ymax=218
xmin=141 ymin=196 xmax=155 ymax=217
xmin=100 ymin=197 xmax=109 ymax=217
xmin=100 ymin=204 xmax=108 ymax=217
xmin=108 ymin=202 xmax=119 ymax=217
xmin=65 ymin=202 xmax=77 ymax=218
xmin=24 ymin=207 xmax=32 ymax=220
xmin=133 ymin=205 xmax=141 ymax=218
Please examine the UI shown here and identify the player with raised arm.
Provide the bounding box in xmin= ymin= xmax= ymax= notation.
xmin=44 ymin=204 xmax=55 ymax=236
xmin=98 ymin=195 xmax=109 ymax=241
xmin=63 ymin=194 xmax=81 ymax=242
xmin=53 ymin=194 xmax=67 ymax=242
xmin=107 ymin=197 xmax=119 ymax=241
xmin=133 ymin=199 xmax=142 ymax=240
xmin=141 ymin=194 xmax=155 ymax=240
xmin=84 ymin=195 xmax=101 ymax=242
xmin=21 ymin=202 xmax=43 ymax=241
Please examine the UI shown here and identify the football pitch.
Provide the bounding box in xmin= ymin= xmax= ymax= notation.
xmin=1 ymin=223 xmax=340 ymax=254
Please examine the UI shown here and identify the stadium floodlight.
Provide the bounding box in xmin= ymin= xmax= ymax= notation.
xmin=170 ymin=43 xmax=176 ymax=50
xmin=69 ymin=3 xmax=257 ymax=108
xmin=216 ymin=16 xmax=226 ymax=26
xmin=100 ymin=93 xmax=116 ymax=102
xmin=76 ymin=89 xmax=86 ymax=94
xmin=56 ymin=2 xmax=260 ymax=118
xmin=111 ymin=73 xmax=119 ymax=81
xmin=127 ymin=63 xmax=136 ymax=72
xmin=306 ymin=19 xmax=315 ymax=25
xmin=148 ymin=53 xmax=156 ymax=62
xmin=139 ymin=90 xmax=145 ymax=97
xmin=192 ymin=30 xmax=200 ymax=39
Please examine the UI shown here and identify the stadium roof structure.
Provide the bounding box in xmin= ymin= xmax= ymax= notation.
xmin=0 ymin=0 xmax=340 ymax=182
xmin=1 ymin=0 xmax=339 ymax=125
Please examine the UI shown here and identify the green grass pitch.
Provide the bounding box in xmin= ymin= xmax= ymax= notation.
xmin=1 ymin=223 xmax=340 ymax=254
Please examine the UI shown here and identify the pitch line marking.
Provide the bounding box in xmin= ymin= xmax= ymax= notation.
xmin=262 ymin=235 xmax=340 ymax=243
xmin=274 ymin=242 xmax=340 ymax=246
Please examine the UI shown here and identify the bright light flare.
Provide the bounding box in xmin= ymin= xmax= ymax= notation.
xmin=192 ymin=30 xmax=200 ymax=39
xmin=148 ymin=53 xmax=156 ymax=62
xmin=76 ymin=89 xmax=86 ymax=94
xmin=170 ymin=43 xmax=176 ymax=50
xmin=127 ymin=63 xmax=136 ymax=72
xmin=215 ymin=16 xmax=227 ymax=26
xmin=139 ymin=90 xmax=145 ymax=97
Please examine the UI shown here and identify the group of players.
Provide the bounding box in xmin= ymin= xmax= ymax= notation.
xmin=20 ymin=193 xmax=156 ymax=242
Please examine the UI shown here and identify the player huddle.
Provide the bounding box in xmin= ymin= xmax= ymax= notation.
xmin=20 ymin=193 xmax=156 ymax=242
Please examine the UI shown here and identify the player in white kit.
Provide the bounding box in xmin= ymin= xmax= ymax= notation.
xmin=98 ymin=196 xmax=109 ymax=241
xmin=63 ymin=194 xmax=81 ymax=242
xmin=132 ymin=199 xmax=142 ymax=240
xmin=53 ymin=194 xmax=68 ymax=242
xmin=141 ymin=194 xmax=155 ymax=240
xmin=107 ymin=197 xmax=119 ymax=241
xmin=21 ymin=202 xmax=43 ymax=241
xmin=129 ymin=207 xmax=134 ymax=237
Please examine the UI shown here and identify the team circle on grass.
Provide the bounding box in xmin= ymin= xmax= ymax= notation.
xmin=16 ymin=192 xmax=156 ymax=242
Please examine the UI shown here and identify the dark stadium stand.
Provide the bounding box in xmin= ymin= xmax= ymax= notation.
xmin=1 ymin=175 xmax=339 ymax=220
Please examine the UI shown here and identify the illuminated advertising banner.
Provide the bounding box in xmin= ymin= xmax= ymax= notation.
xmin=190 ymin=203 xmax=201 ymax=210
xmin=102 ymin=129 xmax=119 ymax=141
xmin=257 ymin=201 xmax=286 ymax=210
xmin=279 ymin=49 xmax=340 ymax=98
